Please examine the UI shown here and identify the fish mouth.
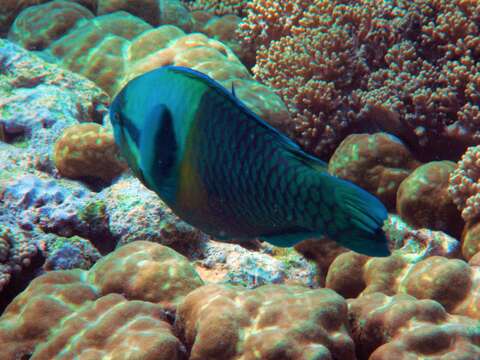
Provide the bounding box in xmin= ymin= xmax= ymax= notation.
xmin=371 ymin=244 xmax=391 ymax=257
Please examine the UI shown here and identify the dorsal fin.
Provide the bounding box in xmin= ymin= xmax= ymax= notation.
xmin=166 ymin=66 xmax=305 ymax=152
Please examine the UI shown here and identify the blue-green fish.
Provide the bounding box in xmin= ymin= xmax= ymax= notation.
xmin=110 ymin=66 xmax=390 ymax=257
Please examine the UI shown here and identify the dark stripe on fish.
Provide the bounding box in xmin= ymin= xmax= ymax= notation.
xmin=120 ymin=113 xmax=141 ymax=146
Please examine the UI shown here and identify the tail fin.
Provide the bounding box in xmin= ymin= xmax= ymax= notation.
xmin=335 ymin=177 xmax=387 ymax=232
xmin=326 ymin=175 xmax=390 ymax=257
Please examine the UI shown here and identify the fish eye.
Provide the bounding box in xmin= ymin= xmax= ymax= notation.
xmin=113 ymin=112 xmax=121 ymax=124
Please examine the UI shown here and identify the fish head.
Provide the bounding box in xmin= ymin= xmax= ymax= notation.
xmin=336 ymin=227 xmax=391 ymax=257
xmin=109 ymin=88 xmax=145 ymax=183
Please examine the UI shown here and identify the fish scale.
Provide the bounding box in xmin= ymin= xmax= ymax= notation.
xmin=195 ymin=89 xmax=330 ymax=236
xmin=110 ymin=66 xmax=390 ymax=256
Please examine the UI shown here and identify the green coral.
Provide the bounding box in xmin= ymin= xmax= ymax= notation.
xmin=79 ymin=199 xmax=107 ymax=224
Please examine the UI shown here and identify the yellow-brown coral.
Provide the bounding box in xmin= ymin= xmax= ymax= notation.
xmin=88 ymin=240 xmax=204 ymax=312
xmin=54 ymin=123 xmax=127 ymax=182
xmin=0 ymin=241 xmax=202 ymax=358
xmin=327 ymin=251 xmax=480 ymax=319
xmin=175 ymin=284 xmax=356 ymax=359
xmin=349 ymin=292 xmax=480 ymax=359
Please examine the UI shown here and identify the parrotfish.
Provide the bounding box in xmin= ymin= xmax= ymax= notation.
xmin=110 ymin=66 xmax=390 ymax=257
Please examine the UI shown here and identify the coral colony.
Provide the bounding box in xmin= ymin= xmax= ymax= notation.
xmin=0 ymin=1 xmax=479 ymax=359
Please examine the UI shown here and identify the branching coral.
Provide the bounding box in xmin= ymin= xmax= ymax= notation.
xmin=449 ymin=145 xmax=480 ymax=223
xmin=241 ymin=0 xmax=480 ymax=160
xmin=183 ymin=0 xmax=248 ymax=17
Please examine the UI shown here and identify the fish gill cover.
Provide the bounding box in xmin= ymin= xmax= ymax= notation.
xmin=0 ymin=1 xmax=478 ymax=359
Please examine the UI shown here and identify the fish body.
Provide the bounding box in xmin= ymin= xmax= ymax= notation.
xmin=110 ymin=66 xmax=390 ymax=256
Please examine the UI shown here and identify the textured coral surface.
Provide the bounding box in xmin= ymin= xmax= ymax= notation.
xmin=350 ymin=292 xmax=480 ymax=359
xmin=54 ymin=123 xmax=127 ymax=181
xmin=0 ymin=241 xmax=200 ymax=358
xmin=449 ymin=145 xmax=480 ymax=223
xmin=5 ymin=0 xmax=287 ymax=131
xmin=329 ymin=132 xmax=420 ymax=210
xmin=8 ymin=1 xmax=95 ymax=50
xmin=2 ymin=1 xmax=480 ymax=359
xmin=243 ymin=0 xmax=480 ymax=160
xmin=89 ymin=241 xmax=204 ymax=311
xmin=397 ymin=161 xmax=463 ymax=236
xmin=327 ymin=251 xmax=480 ymax=319
xmin=32 ymin=294 xmax=185 ymax=360
xmin=175 ymin=284 xmax=356 ymax=360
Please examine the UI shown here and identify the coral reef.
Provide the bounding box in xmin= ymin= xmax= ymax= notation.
xmin=326 ymin=244 xmax=480 ymax=319
xmin=125 ymin=28 xmax=288 ymax=128
xmin=242 ymin=0 xmax=480 ymax=160
xmin=8 ymin=1 xmax=95 ymax=50
xmin=2 ymin=1 xmax=480 ymax=358
xmin=0 ymin=224 xmax=39 ymax=293
xmin=53 ymin=123 xmax=127 ymax=182
xmin=0 ymin=220 xmax=100 ymax=309
xmin=0 ymin=0 xmax=96 ymax=35
xmin=48 ymin=11 xmax=152 ymax=95
xmin=328 ymin=132 xmax=420 ymax=210
xmin=293 ymin=237 xmax=347 ymax=286
xmin=461 ymin=221 xmax=480 ymax=261
xmin=190 ymin=11 xmax=253 ymax=67
xmin=349 ymin=292 xmax=480 ymax=359
xmin=449 ymin=145 xmax=480 ymax=223
xmin=4 ymin=0 xmax=286 ymax=129
xmin=195 ymin=240 xmax=318 ymax=288
xmin=0 ymin=241 xmax=201 ymax=358
xmin=0 ymin=269 xmax=98 ymax=359
xmin=96 ymin=176 xmax=205 ymax=247
xmin=88 ymin=241 xmax=204 ymax=312
xmin=175 ymin=284 xmax=356 ymax=359
xmin=183 ymin=0 xmax=248 ymax=16
xmin=33 ymin=294 xmax=186 ymax=360
xmin=97 ymin=0 xmax=194 ymax=29
xmin=0 ymin=39 xmax=109 ymax=168
xmin=397 ymin=161 xmax=463 ymax=236
xmin=1 ymin=173 xmax=91 ymax=236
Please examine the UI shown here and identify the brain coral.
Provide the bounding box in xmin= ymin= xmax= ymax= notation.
xmin=0 ymin=0 xmax=96 ymax=35
xmin=461 ymin=221 xmax=480 ymax=262
xmin=328 ymin=132 xmax=420 ymax=210
xmin=47 ymin=11 xmax=152 ymax=95
xmin=54 ymin=123 xmax=127 ymax=182
xmin=0 ymin=269 xmax=98 ymax=359
xmin=29 ymin=4 xmax=289 ymax=129
xmin=88 ymin=241 xmax=204 ymax=312
xmin=97 ymin=0 xmax=194 ymax=30
xmin=397 ymin=161 xmax=463 ymax=236
xmin=7 ymin=1 xmax=94 ymax=50
xmin=349 ymin=292 xmax=480 ymax=359
xmin=175 ymin=284 xmax=356 ymax=359
xmin=32 ymin=294 xmax=186 ymax=360
xmin=327 ymin=251 xmax=480 ymax=319
xmin=243 ymin=0 xmax=480 ymax=160
xmin=0 ymin=241 xmax=202 ymax=358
